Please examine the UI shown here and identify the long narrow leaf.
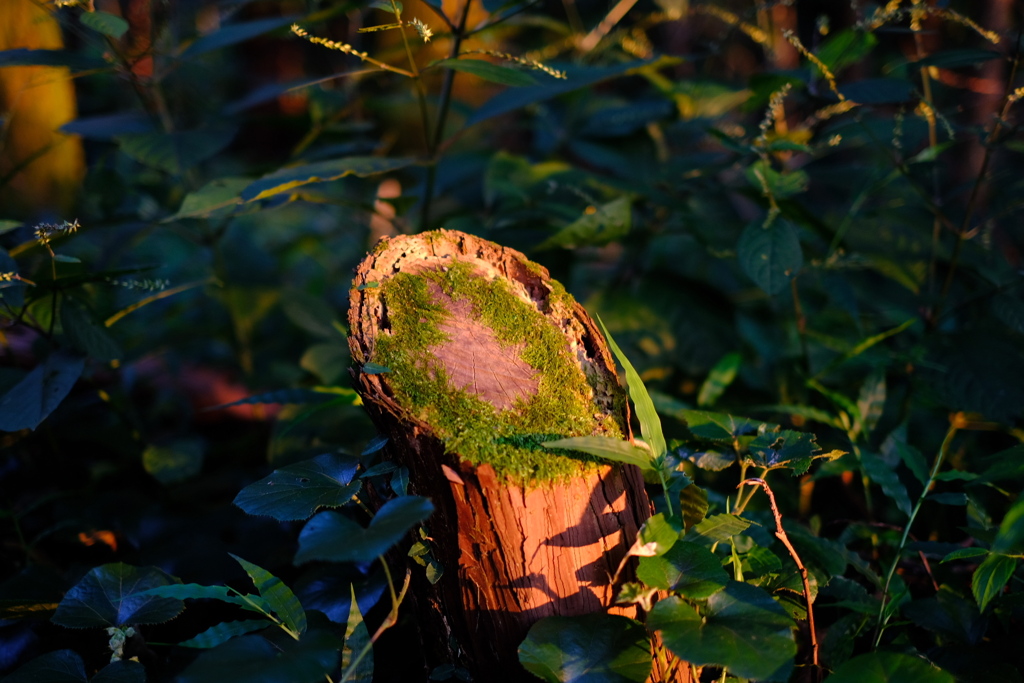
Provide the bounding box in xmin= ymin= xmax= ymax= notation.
xmin=543 ymin=436 xmax=653 ymax=470
xmin=180 ymin=619 xmax=269 ymax=648
xmin=230 ymin=555 xmax=306 ymax=636
xmin=596 ymin=315 xmax=667 ymax=457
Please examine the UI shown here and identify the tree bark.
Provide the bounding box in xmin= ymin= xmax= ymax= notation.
xmin=347 ymin=230 xmax=667 ymax=681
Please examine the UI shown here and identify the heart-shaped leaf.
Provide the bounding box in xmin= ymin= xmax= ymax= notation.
xmin=637 ymin=541 xmax=729 ymax=598
xmin=234 ymin=453 xmax=361 ymax=521
xmin=649 ymin=582 xmax=796 ymax=681
xmin=52 ymin=564 xmax=183 ymax=629
xmin=519 ymin=613 xmax=652 ymax=683
xmin=295 ymin=496 xmax=433 ymax=565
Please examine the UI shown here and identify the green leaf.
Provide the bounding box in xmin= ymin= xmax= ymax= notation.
xmin=747 ymin=429 xmax=817 ymax=472
xmin=597 ymin=316 xmax=666 ymax=457
xmin=432 ymin=58 xmax=538 ymax=86
xmin=52 ymin=255 xmax=81 ymax=263
xmin=991 ymin=495 xmax=1024 ymax=556
xmin=928 ymin=492 xmax=967 ymax=506
xmin=0 ymin=350 xmax=85 ymax=432
xmin=746 ymin=161 xmax=808 ymax=199
xmin=0 ymin=649 xmax=86 ymax=682
xmin=341 ymin=585 xmax=372 ymax=680
xmin=518 ymin=614 xmax=652 ymax=683
xmin=861 ymin=451 xmax=912 ymax=518
xmin=52 ymin=563 xmax=183 ymax=628
xmin=542 ymin=436 xmax=652 ymax=470
xmin=177 ymin=631 xmax=341 ymax=683
xmin=684 ymin=513 xmax=752 ymax=545
xmin=206 ymin=388 xmax=351 ymax=411
xmin=0 ymin=49 xmax=107 ymax=72
xmin=295 ymin=495 xmax=434 ymax=565
xmin=300 ymin=344 xmax=349 ymax=385
xmin=679 ymin=410 xmax=764 ymax=442
xmin=361 ymin=362 xmax=391 ymax=374
xmin=737 ymin=219 xmax=803 ymax=296
xmin=132 ymin=583 xmax=270 ymax=615
xmin=241 ymin=157 xmax=415 ymax=202
xmin=855 ymin=370 xmax=886 ymax=438
xmin=826 ymin=651 xmax=953 ymax=683
xmin=117 ymin=128 xmax=236 ymax=174
xmin=180 ymin=16 xmax=299 ymax=59
xmin=233 ymin=453 xmax=362 ymax=521
xmin=637 ymin=541 xmax=729 ymax=598
xmin=679 ymin=483 xmax=709 ymax=529
xmin=815 ymin=29 xmax=878 ymax=74
xmin=61 ymin=303 xmax=121 ymax=362
xmin=649 ymin=583 xmax=796 ymax=681
xmin=940 ymin=548 xmax=989 ymax=564
xmin=972 ymin=553 xmax=1016 ymax=612
xmin=143 ymin=438 xmax=205 ymax=485
xmin=632 ymin=513 xmax=682 ymax=558
xmin=536 ymin=196 xmax=631 ymax=250
xmin=697 ymin=352 xmax=741 ymax=407
xmin=169 ymin=177 xmax=250 ymax=219
xmin=230 ymin=555 xmax=306 ymax=635
xmin=181 ymin=620 xmax=270 ymax=648
xmin=893 ymin=439 xmax=930 ymax=487
xmin=80 ymin=11 xmax=129 ymax=38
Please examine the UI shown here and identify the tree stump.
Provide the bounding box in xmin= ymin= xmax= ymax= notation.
xmin=347 ymin=230 xmax=656 ymax=681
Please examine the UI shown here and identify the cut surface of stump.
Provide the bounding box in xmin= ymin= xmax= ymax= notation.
xmin=348 ymin=230 xmax=657 ymax=681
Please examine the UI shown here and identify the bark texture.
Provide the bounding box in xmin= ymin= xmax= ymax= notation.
xmin=347 ymin=230 xmax=656 ymax=681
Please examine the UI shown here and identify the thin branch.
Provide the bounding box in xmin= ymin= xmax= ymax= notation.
xmin=738 ymin=478 xmax=820 ymax=675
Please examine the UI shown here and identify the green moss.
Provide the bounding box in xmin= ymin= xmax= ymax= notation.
xmin=371 ymin=260 xmax=619 ymax=485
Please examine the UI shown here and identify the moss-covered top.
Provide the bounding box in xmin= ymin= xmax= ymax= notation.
xmin=370 ymin=260 xmax=619 ymax=485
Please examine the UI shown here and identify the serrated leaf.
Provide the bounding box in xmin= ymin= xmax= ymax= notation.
xmin=117 ymin=128 xmax=236 ymax=174
xmin=543 ymin=436 xmax=652 ymax=470
xmin=230 ymin=555 xmax=306 ymax=635
xmin=738 ymin=219 xmax=803 ymax=295
xmin=536 ymin=196 xmax=631 ymax=250
xmin=432 ymin=58 xmax=538 ymax=86
xmin=80 ymin=11 xmax=129 ymax=38
xmin=518 ymin=614 xmax=652 ymax=683
xmin=826 ymin=651 xmax=954 ymax=683
xmin=680 ymin=410 xmax=765 ymax=441
xmin=597 ymin=315 xmax=666 ymax=457
xmin=180 ymin=619 xmax=269 ymax=648
xmin=0 ymin=350 xmax=85 ymax=432
xmin=0 ymin=649 xmax=87 ymax=682
xmin=748 ymin=430 xmax=817 ymax=471
xmin=234 ymin=453 xmax=362 ymax=521
xmin=861 ymin=451 xmax=912 ymax=517
xmin=697 ymin=352 xmax=740 ymax=408
xmin=637 ymin=541 xmax=729 ymax=598
xmin=52 ymin=563 xmax=183 ymax=628
xmin=241 ymin=157 xmax=415 ymax=202
xmin=295 ymin=496 xmax=434 ymax=565
xmin=341 ymin=585 xmax=372 ymax=680
xmin=683 ymin=449 xmax=735 ymax=471
xmin=684 ymin=513 xmax=752 ymax=545
xmin=940 ymin=548 xmax=989 ymax=563
xmin=649 ymin=583 xmax=796 ymax=681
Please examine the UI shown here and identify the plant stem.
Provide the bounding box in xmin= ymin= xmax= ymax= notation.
xmin=739 ymin=478 xmax=820 ymax=673
xmin=419 ymin=0 xmax=473 ymax=231
xmin=872 ymin=421 xmax=959 ymax=647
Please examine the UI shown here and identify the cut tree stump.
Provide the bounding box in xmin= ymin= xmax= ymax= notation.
xmin=348 ymin=230 xmax=683 ymax=682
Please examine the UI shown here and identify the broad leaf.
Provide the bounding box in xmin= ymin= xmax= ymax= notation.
xmin=679 ymin=410 xmax=764 ymax=442
xmin=80 ymin=11 xmax=129 ymax=38
xmin=241 ymin=157 xmax=415 ymax=202
xmin=991 ymin=495 xmax=1024 ymax=556
xmin=861 ymin=451 xmax=912 ymax=517
xmin=0 ymin=649 xmax=86 ymax=682
xmin=0 ymin=351 xmax=85 ymax=432
xmin=747 ymin=429 xmax=818 ymax=472
xmin=684 ymin=514 xmax=752 ymax=545
xmin=597 ymin=316 xmax=666 ymax=457
xmin=679 ymin=484 xmax=709 ymax=529
xmin=738 ymin=219 xmax=803 ymax=296
xmin=826 ymin=651 xmax=953 ymax=683
xmin=117 ymin=128 xmax=236 ymax=174
xmin=519 ymin=614 xmax=651 ymax=683
xmin=234 ymin=453 xmax=362 ymax=521
xmin=432 ymin=58 xmax=538 ymax=86
xmin=231 ymin=555 xmax=306 ymax=635
xmin=649 ymin=583 xmax=796 ymax=681
xmin=181 ymin=619 xmax=270 ymax=648
xmin=169 ymin=177 xmax=250 ymax=219
xmin=536 ymin=196 xmax=631 ymax=250
xmin=543 ymin=436 xmax=652 ymax=470
xmin=295 ymin=496 xmax=433 ymax=565
xmin=62 ymin=304 xmax=121 ymax=362
xmin=637 ymin=541 xmax=729 ymax=598
xmin=177 ymin=631 xmax=340 ymax=683
xmin=631 ymin=513 xmax=682 ymax=558
xmin=52 ymin=563 xmax=183 ymax=628
xmin=972 ymin=553 xmax=1016 ymax=612
xmin=143 ymin=438 xmax=205 ymax=485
